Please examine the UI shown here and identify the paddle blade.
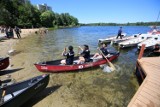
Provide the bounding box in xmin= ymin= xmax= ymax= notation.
xmin=110 ymin=40 xmax=113 ymax=45
xmin=108 ymin=62 xmax=116 ymax=71
xmin=103 ymin=65 xmax=114 ymax=72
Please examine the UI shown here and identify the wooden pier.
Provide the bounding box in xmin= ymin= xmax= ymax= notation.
xmin=128 ymin=57 xmax=160 ymax=107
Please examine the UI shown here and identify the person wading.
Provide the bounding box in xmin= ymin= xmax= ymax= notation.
xmin=116 ymin=27 xmax=123 ymax=39
xmin=14 ymin=26 xmax=21 ymax=39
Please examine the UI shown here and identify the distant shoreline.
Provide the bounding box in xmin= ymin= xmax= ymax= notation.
xmin=79 ymin=21 xmax=160 ymax=26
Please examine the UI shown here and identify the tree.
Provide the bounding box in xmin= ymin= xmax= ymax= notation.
xmin=40 ymin=11 xmax=55 ymax=27
xmin=0 ymin=0 xmax=79 ymax=28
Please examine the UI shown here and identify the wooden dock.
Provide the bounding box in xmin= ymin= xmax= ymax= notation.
xmin=128 ymin=57 xmax=160 ymax=107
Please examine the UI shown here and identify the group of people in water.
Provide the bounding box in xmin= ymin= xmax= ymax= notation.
xmin=0 ymin=26 xmax=21 ymax=39
xmin=61 ymin=43 xmax=109 ymax=65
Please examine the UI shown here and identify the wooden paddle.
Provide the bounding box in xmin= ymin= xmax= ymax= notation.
xmin=98 ymin=48 xmax=116 ymax=71
xmin=2 ymin=90 xmax=6 ymax=97
xmin=1 ymin=89 xmax=6 ymax=103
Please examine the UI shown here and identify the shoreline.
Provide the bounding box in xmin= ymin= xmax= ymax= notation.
xmin=0 ymin=29 xmax=40 ymax=56
xmin=0 ymin=28 xmax=39 ymax=79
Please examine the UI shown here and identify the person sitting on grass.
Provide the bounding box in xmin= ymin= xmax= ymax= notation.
xmin=77 ymin=45 xmax=90 ymax=64
xmin=61 ymin=46 xmax=74 ymax=65
xmin=92 ymin=43 xmax=109 ymax=59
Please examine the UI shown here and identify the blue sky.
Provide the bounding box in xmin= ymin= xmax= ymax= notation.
xmin=31 ymin=0 xmax=160 ymax=23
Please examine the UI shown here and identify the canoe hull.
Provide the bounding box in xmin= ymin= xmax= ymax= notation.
xmin=0 ymin=74 xmax=49 ymax=107
xmin=35 ymin=52 xmax=120 ymax=73
xmin=0 ymin=57 xmax=9 ymax=71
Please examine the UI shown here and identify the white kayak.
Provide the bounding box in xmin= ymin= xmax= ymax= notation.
xmin=98 ymin=33 xmax=126 ymax=43
xmin=112 ymin=34 xmax=140 ymax=44
xmin=137 ymin=34 xmax=160 ymax=50
xmin=118 ymin=33 xmax=152 ymax=48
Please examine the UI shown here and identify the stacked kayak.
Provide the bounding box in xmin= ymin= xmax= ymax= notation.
xmin=118 ymin=33 xmax=152 ymax=48
xmin=98 ymin=33 xmax=126 ymax=43
xmin=138 ymin=34 xmax=160 ymax=50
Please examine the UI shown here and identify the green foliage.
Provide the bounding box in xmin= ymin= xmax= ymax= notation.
xmin=53 ymin=13 xmax=79 ymax=27
xmin=40 ymin=11 xmax=55 ymax=27
xmin=0 ymin=0 xmax=79 ymax=28
xmin=81 ymin=22 xmax=160 ymax=26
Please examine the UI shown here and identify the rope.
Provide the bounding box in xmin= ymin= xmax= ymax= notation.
xmin=156 ymin=11 xmax=160 ymax=23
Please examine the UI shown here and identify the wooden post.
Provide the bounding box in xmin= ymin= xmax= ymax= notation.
xmin=138 ymin=44 xmax=145 ymax=59
xmin=136 ymin=44 xmax=145 ymax=81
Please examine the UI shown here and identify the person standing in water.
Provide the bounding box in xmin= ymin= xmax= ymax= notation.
xmin=14 ymin=26 xmax=21 ymax=39
xmin=8 ymin=26 xmax=14 ymax=38
xmin=116 ymin=27 xmax=123 ymax=39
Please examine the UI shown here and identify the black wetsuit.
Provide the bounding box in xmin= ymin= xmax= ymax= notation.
xmin=63 ymin=51 xmax=74 ymax=65
xmin=15 ymin=27 xmax=21 ymax=39
xmin=116 ymin=29 xmax=122 ymax=39
xmin=81 ymin=50 xmax=90 ymax=62
xmin=100 ymin=47 xmax=109 ymax=56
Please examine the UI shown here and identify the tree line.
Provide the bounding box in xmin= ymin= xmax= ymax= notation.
xmin=0 ymin=0 xmax=79 ymax=28
xmin=80 ymin=22 xmax=160 ymax=26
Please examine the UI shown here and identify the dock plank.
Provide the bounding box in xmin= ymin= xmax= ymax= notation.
xmin=134 ymin=99 xmax=147 ymax=107
xmin=140 ymin=91 xmax=160 ymax=105
xmin=128 ymin=57 xmax=160 ymax=107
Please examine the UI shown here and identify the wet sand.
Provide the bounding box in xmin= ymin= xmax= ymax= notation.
xmin=0 ymin=28 xmax=138 ymax=107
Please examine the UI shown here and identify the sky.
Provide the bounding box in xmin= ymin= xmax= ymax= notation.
xmin=30 ymin=0 xmax=160 ymax=24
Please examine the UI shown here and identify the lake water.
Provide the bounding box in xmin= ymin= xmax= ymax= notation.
xmin=14 ymin=26 xmax=151 ymax=107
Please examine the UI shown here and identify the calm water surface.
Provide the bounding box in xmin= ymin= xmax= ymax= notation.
xmin=16 ymin=26 xmax=151 ymax=107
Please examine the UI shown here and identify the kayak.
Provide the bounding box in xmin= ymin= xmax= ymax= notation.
xmin=0 ymin=57 xmax=9 ymax=71
xmin=137 ymin=34 xmax=160 ymax=50
xmin=34 ymin=52 xmax=120 ymax=73
xmin=0 ymin=74 xmax=49 ymax=107
xmin=112 ymin=34 xmax=140 ymax=44
xmin=118 ymin=33 xmax=152 ymax=48
xmin=98 ymin=33 xmax=127 ymax=43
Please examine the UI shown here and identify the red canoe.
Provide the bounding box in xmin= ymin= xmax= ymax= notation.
xmin=34 ymin=52 xmax=120 ymax=73
xmin=0 ymin=57 xmax=9 ymax=71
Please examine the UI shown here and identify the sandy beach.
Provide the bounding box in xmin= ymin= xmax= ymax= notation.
xmin=0 ymin=29 xmax=40 ymax=56
xmin=0 ymin=28 xmax=48 ymax=106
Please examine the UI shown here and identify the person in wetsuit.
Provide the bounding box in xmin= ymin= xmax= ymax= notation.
xmin=14 ymin=26 xmax=21 ymax=39
xmin=61 ymin=46 xmax=74 ymax=65
xmin=116 ymin=27 xmax=123 ymax=39
xmin=92 ymin=43 xmax=109 ymax=59
xmin=77 ymin=45 xmax=90 ymax=64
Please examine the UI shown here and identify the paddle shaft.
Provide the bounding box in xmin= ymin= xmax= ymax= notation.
xmin=98 ymin=48 xmax=116 ymax=70
xmin=2 ymin=90 xmax=6 ymax=97
xmin=0 ymin=89 xmax=6 ymax=103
